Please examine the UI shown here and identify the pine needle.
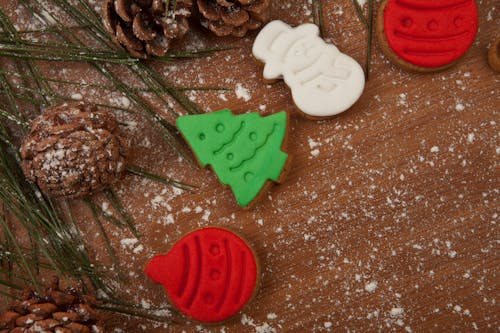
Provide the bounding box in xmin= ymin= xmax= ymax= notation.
xmin=85 ymin=199 xmax=127 ymax=229
xmin=366 ymin=0 xmax=374 ymax=81
xmin=0 ymin=289 xmax=18 ymax=299
xmin=126 ymin=165 xmax=198 ymax=192
xmin=352 ymin=0 xmax=369 ymax=29
xmin=312 ymin=0 xmax=325 ymax=37
xmin=0 ymin=108 xmax=28 ymax=127
xmin=0 ymin=278 xmax=23 ymax=290
xmin=105 ymin=188 xmax=139 ymax=237
xmin=83 ymin=199 xmax=122 ymax=276
xmin=0 ymin=70 xmax=229 ymax=93
xmin=0 ymin=210 xmax=41 ymax=293
xmin=352 ymin=0 xmax=374 ymax=80
xmin=159 ymin=46 xmax=237 ymax=59
xmin=98 ymin=304 xmax=178 ymax=323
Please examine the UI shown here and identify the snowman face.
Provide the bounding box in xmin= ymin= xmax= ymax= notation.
xmin=284 ymin=37 xmax=324 ymax=71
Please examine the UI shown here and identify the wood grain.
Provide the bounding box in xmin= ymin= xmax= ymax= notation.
xmin=1 ymin=0 xmax=498 ymax=332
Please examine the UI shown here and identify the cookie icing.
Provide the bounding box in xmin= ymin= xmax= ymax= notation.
xmin=252 ymin=20 xmax=365 ymax=118
xmin=176 ymin=110 xmax=289 ymax=207
xmin=145 ymin=227 xmax=258 ymax=323
xmin=383 ymin=0 xmax=478 ymax=68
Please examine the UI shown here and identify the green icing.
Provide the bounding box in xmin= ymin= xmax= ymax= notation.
xmin=177 ymin=109 xmax=289 ymax=207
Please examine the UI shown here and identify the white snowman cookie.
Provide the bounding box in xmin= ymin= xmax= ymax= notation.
xmin=253 ymin=20 xmax=365 ymax=119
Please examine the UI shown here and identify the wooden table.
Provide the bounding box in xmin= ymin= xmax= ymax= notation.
xmin=1 ymin=0 xmax=499 ymax=332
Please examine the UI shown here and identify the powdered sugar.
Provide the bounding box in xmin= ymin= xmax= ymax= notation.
xmin=3 ymin=1 xmax=497 ymax=332
xmin=235 ymin=83 xmax=252 ymax=102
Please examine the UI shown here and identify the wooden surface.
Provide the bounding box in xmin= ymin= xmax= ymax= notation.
xmin=2 ymin=0 xmax=499 ymax=332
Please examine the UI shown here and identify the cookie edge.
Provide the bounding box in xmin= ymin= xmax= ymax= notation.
xmin=488 ymin=37 xmax=500 ymax=72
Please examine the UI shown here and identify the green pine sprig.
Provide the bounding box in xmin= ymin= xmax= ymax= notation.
xmin=0 ymin=0 xmax=233 ymax=323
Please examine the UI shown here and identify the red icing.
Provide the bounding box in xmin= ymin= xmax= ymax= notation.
xmin=144 ymin=227 xmax=258 ymax=323
xmin=384 ymin=0 xmax=478 ymax=68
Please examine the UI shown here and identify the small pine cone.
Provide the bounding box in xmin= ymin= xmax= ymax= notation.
xmin=196 ymin=0 xmax=271 ymax=37
xmin=20 ymin=102 xmax=127 ymax=199
xmin=0 ymin=277 xmax=105 ymax=333
xmin=102 ymin=0 xmax=192 ymax=58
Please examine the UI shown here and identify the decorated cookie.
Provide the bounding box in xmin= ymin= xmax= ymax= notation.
xmin=376 ymin=0 xmax=479 ymax=72
xmin=177 ymin=109 xmax=290 ymax=208
xmin=252 ymin=20 xmax=365 ymax=119
xmin=144 ymin=227 xmax=259 ymax=323
xmin=488 ymin=37 xmax=500 ymax=72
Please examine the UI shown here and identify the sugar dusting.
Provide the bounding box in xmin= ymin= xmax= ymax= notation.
xmin=2 ymin=0 xmax=499 ymax=332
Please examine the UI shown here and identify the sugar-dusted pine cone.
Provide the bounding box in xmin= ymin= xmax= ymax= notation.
xmin=20 ymin=102 xmax=127 ymax=199
xmin=102 ymin=0 xmax=192 ymax=59
xmin=0 ymin=277 xmax=105 ymax=333
xmin=196 ymin=0 xmax=271 ymax=37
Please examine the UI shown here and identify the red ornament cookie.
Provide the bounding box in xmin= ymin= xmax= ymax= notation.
xmin=144 ymin=227 xmax=259 ymax=323
xmin=376 ymin=0 xmax=478 ymax=72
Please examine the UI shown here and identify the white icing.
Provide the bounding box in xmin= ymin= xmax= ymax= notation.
xmin=253 ymin=20 xmax=365 ymax=118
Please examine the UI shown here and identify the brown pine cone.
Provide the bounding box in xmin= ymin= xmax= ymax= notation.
xmin=102 ymin=0 xmax=192 ymax=59
xmin=20 ymin=102 xmax=127 ymax=199
xmin=196 ymin=0 xmax=271 ymax=37
xmin=0 ymin=277 xmax=105 ymax=333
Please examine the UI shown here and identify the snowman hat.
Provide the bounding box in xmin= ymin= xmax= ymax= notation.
xmin=253 ymin=20 xmax=321 ymax=62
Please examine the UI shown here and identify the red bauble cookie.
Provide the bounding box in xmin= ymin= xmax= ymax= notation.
xmin=380 ymin=0 xmax=478 ymax=70
xmin=144 ymin=227 xmax=259 ymax=323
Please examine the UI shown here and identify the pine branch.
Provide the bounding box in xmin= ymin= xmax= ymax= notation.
xmin=26 ymin=4 xmax=197 ymax=162
xmin=0 ymin=126 xmax=114 ymax=295
xmin=17 ymin=1 xmax=196 ymax=163
xmin=0 ymin=0 xmax=233 ymax=317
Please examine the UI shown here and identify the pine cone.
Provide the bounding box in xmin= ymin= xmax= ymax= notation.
xmin=102 ymin=0 xmax=192 ymax=59
xmin=0 ymin=277 xmax=105 ymax=333
xmin=196 ymin=0 xmax=271 ymax=37
xmin=20 ymin=102 xmax=127 ymax=199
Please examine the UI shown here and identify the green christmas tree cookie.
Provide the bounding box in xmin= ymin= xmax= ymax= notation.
xmin=177 ymin=109 xmax=289 ymax=208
